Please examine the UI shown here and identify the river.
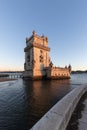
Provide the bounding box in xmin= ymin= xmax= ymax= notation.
xmin=0 ymin=73 xmax=87 ymax=130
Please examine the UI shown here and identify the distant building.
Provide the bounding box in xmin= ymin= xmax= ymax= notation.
xmin=23 ymin=31 xmax=71 ymax=79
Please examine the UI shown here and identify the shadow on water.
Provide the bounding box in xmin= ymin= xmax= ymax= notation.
xmin=66 ymin=92 xmax=87 ymax=130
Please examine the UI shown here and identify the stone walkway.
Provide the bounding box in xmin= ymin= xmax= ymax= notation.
xmin=66 ymin=92 xmax=87 ymax=130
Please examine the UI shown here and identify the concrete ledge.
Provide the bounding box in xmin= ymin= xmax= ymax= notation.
xmin=30 ymin=85 xmax=87 ymax=130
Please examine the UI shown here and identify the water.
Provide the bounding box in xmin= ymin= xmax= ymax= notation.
xmin=0 ymin=73 xmax=87 ymax=130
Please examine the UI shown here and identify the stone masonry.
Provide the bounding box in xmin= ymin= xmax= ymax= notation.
xmin=23 ymin=31 xmax=71 ymax=79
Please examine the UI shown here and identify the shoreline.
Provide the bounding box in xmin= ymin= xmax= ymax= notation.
xmin=0 ymin=78 xmax=17 ymax=82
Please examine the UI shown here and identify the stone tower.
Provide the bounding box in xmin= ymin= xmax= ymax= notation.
xmin=23 ymin=31 xmax=50 ymax=79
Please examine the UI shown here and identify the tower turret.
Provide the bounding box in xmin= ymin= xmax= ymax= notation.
xmin=68 ymin=64 xmax=72 ymax=73
xmin=23 ymin=31 xmax=50 ymax=79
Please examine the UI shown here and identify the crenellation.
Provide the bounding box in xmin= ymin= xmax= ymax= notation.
xmin=23 ymin=31 xmax=71 ymax=79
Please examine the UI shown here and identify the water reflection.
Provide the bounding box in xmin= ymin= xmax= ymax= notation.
xmin=0 ymin=74 xmax=86 ymax=130
xmin=23 ymin=79 xmax=72 ymax=128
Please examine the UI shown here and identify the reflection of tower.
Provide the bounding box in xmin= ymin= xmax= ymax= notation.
xmin=23 ymin=31 xmax=50 ymax=79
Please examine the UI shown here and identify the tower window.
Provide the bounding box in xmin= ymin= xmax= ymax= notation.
xmin=40 ymin=50 xmax=43 ymax=53
xmin=27 ymin=55 xmax=30 ymax=62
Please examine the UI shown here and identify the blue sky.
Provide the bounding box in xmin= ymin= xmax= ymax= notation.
xmin=0 ymin=0 xmax=87 ymax=71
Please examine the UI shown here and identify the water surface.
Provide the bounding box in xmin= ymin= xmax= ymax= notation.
xmin=0 ymin=73 xmax=87 ymax=130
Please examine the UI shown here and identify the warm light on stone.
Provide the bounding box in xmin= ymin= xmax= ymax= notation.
xmin=23 ymin=31 xmax=71 ymax=79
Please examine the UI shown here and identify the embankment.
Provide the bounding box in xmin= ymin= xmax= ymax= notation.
xmin=30 ymin=85 xmax=87 ymax=130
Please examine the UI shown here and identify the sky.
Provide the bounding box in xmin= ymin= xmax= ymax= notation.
xmin=0 ymin=0 xmax=87 ymax=71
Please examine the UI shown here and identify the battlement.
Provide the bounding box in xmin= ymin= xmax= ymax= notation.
xmin=26 ymin=31 xmax=48 ymax=47
xmin=23 ymin=31 xmax=71 ymax=80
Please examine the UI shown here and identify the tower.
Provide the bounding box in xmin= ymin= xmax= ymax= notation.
xmin=23 ymin=31 xmax=50 ymax=79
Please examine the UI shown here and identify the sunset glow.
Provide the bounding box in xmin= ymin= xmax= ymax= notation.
xmin=0 ymin=0 xmax=87 ymax=71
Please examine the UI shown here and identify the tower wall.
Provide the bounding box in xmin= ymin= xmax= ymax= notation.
xmin=23 ymin=31 xmax=71 ymax=79
xmin=25 ymin=48 xmax=33 ymax=70
xmin=33 ymin=47 xmax=50 ymax=70
xmin=23 ymin=31 xmax=50 ymax=79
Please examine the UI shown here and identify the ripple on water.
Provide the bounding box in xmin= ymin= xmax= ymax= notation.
xmin=0 ymin=74 xmax=87 ymax=130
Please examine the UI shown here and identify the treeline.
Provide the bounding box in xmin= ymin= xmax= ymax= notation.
xmin=72 ymin=70 xmax=87 ymax=74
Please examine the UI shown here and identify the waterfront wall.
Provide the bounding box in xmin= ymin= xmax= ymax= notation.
xmin=47 ymin=67 xmax=70 ymax=78
xmin=30 ymin=85 xmax=87 ymax=130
